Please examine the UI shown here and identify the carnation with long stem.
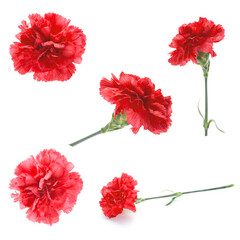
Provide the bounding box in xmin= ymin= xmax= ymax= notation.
xmin=169 ymin=17 xmax=225 ymax=136
xmin=99 ymin=173 xmax=234 ymax=218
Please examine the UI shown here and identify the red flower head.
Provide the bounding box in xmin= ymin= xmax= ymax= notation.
xmin=99 ymin=72 xmax=172 ymax=134
xmin=100 ymin=173 xmax=138 ymax=218
xmin=168 ymin=17 xmax=225 ymax=66
xmin=9 ymin=149 xmax=83 ymax=225
xmin=10 ymin=13 xmax=86 ymax=81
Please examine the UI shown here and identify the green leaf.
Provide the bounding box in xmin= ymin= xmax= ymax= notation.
xmin=208 ymin=120 xmax=225 ymax=133
xmin=165 ymin=192 xmax=182 ymax=206
xmin=197 ymin=100 xmax=204 ymax=120
xmin=166 ymin=197 xmax=177 ymax=206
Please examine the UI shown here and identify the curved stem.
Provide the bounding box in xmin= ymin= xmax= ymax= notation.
xmin=69 ymin=130 xmax=102 ymax=147
xmin=136 ymin=184 xmax=234 ymax=204
xmin=204 ymin=76 xmax=208 ymax=136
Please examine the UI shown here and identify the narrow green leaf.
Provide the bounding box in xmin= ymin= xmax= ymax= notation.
xmin=197 ymin=100 xmax=204 ymax=120
xmin=166 ymin=197 xmax=177 ymax=206
xmin=208 ymin=120 xmax=225 ymax=133
xmin=165 ymin=192 xmax=182 ymax=206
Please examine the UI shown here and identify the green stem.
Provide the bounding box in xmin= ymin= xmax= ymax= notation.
xmin=181 ymin=184 xmax=233 ymax=195
xmin=196 ymin=52 xmax=210 ymax=136
xmin=136 ymin=184 xmax=234 ymax=204
xmin=138 ymin=193 xmax=179 ymax=202
xmin=69 ymin=130 xmax=102 ymax=146
xmin=204 ymin=76 xmax=208 ymax=136
xmin=69 ymin=112 xmax=129 ymax=147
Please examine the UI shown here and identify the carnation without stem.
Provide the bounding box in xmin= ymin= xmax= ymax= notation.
xmin=10 ymin=13 xmax=86 ymax=82
xmin=70 ymin=72 xmax=172 ymax=146
xmin=9 ymin=149 xmax=83 ymax=225
xmin=100 ymin=173 xmax=138 ymax=218
xmin=99 ymin=173 xmax=234 ymax=218
xmin=168 ymin=17 xmax=225 ymax=136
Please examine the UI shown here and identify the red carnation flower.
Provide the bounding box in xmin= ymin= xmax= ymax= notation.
xmin=99 ymin=174 xmax=234 ymax=219
xmin=168 ymin=17 xmax=225 ymax=66
xmin=69 ymin=72 xmax=172 ymax=147
xmin=10 ymin=13 xmax=86 ymax=81
xmin=100 ymin=173 xmax=138 ymax=218
xmin=9 ymin=149 xmax=83 ymax=225
xmin=99 ymin=72 xmax=172 ymax=134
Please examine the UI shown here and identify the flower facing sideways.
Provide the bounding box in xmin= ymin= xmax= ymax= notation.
xmin=69 ymin=72 xmax=172 ymax=146
xmin=9 ymin=149 xmax=83 ymax=225
xmin=99 ymin=173 xmax=138 ymax=218
xmin=10 ymin=13 xmax=86 ymax=81
xmin=168 ymin=17 xmax=224 ymax=66
xmin=100 ymin=72 xmax=172 ymax=134
xmin=99 ymin=173 xmax=234 ymax=219
xmin=168 ymin=17 xmax=225 ymax=136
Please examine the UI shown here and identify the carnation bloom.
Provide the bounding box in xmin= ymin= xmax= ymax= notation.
xmin=99 ymin=173 xmax=138 ymax=218
xmin=100 ymin=72 xmax=172 ymax=134
xmin=168 ymin=17 xmax=225 ymax=136
xmin=100 ymin=174 xmax=234 ymax=219
xmin=168 ymin=17 xmax=225 ymax=66
xmin=9 ymin=149 xmax=83 ymax=225
xmin=69 ymin=72 xmax=172 ymax=147
xmin=10 ymin=13 xmax=86 ymax=81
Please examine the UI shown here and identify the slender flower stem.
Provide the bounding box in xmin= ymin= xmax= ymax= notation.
xmin=69 ymin=130 xmax=102 ymax=146
xmin=136 ymin=184 xmax=234 ymax=204
xmin=196 ymin=52 xmax=224 ymax=135
xmin=181 ymin=184 xmax=233 ymax=195
xmin=196 ymin=52 xmax=212 ymax=136
xmin=69 ymin=112 xmax=129 ymax=147
xmin=204 ymin=76 xmax=208 ymax=136
xmin=138 ymin=193 xmax=180 ymax=202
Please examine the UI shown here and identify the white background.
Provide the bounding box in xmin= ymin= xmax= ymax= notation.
xmin=0 ymin=0 xmax=239 ymax=239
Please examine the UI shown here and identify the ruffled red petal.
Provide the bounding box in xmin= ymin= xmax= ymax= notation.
xmin=99 ymin=173 xmax=138 ymax=218
xmin=169 ymin=17 xmax=225 ymax=66
xmin=10 ymin=13 xmax=86 ymax=81
xmin=100 ymin=72 xmax=172 ymax=134
xmin=9 ymin=149 xmax=83 ymax=225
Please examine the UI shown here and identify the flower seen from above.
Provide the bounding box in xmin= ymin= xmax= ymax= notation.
xmin=10 ymin=13 xmax=86 ymax=82
xmin=99 ymin=173 xmax=138 ymax=218
xmin=168 ymin=17 xmax=225 ymax=66
xmin=9 ymin=149 xmax=83 ymax=225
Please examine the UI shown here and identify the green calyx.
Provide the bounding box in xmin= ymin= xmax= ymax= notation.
xmin=69 ymin=112 xmax=129 ymax=146
xmin=196 ymin=51 xmax=210 ymax=78
xmin=101 ymin=112 xmax=129 ymax=133
xmin=135 ymin=198 xmax=145 ymax=204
